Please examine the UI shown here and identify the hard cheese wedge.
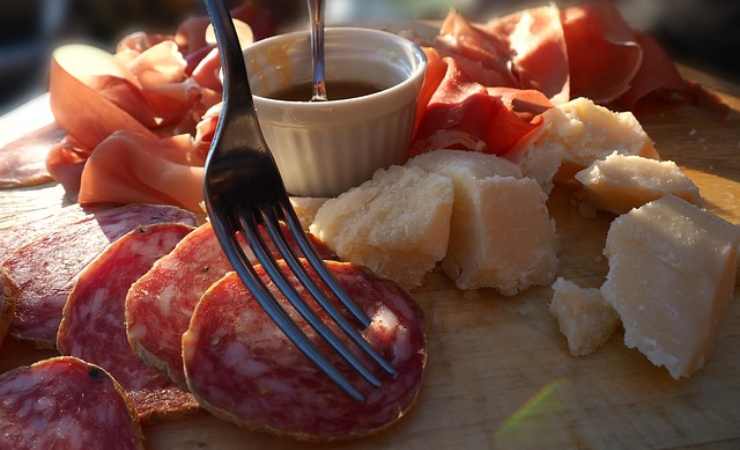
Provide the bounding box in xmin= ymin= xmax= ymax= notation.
xmin=409 ymin=150 xmax=558 ymax=294
xmin=549 ymin=278 xmax=620 ymax=356
xmin=289 ymin=196 xmax=328 ymax=230
xmin=311 ymin=165 xmax=454 ymax=289
xmin=602 ymin=195 xmax=738 ymax=378
xmin=575 ymin=152 xmax=701 ymax=214
xmin=508 ymin=97 xmax=657 ymax=193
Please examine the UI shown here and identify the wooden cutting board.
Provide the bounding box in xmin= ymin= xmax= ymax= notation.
xmin=1 ymin=42 xmax=739 ymax=450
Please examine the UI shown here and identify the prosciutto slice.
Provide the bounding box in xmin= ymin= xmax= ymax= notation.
xmin=435 ymin=7 xmax=569 ymax=103
xmin=411 ymin=55 xmax=550 ymax=156
xmin=485 ymin=5 xmax=569 ymax=103
xmin=49 ymin=45 xmax=155 ymax=151
xmin=0 ymin=126 xmax=64 ymax=188
xmin=78 ymin=131 xmax=205 ymax=212
xmin=45 ymin=136 xmax=88 ymax=193
xmin=612 ymin=34 xmax=688 ymax=110
xmin=561 ymin=1 xmax=643 ymax=103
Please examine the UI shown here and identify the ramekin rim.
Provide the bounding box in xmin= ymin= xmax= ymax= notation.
xmin=243 ymin=26 xmax=428 ymax=109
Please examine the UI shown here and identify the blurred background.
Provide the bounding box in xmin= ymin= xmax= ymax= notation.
xmin=1 ymin=0 xmax=738 ymax=113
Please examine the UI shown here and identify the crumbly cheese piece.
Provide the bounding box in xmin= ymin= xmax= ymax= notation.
xmin=575 ymin=152 xmax=701 ymax=214
xmin=602 ymin=195 xmax=739 ymax=379
xmin=508 ymin=142 xmax=565 ymax=195
xmin=408 ymin=150 xmax=558 ymax=294
xmin=549 ymin=278 xmax=620 ymax=356
xmin=289 ymin=196 xmax=328 ymax=230
xmin=508 ymin=97 xmax=657 ymax=193
xmin=408 ymin=148 xmax=522 ymax=179
xmin=310 ymin=165 xmax=453 ymax=289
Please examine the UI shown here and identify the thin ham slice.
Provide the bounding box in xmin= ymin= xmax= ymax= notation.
xmin=612 ymin=34 xmax=687 ymax=110
xmin=46 ymin=136 xmax=88 ymax=193
xmin=78 ymin=131 xmax=204 ymax=212
xmin=413 ymin=48 xmax=447 ymax=135
xmin=117 ymin=32 xmax=173 ymax=55
xmin=435 ymin=11 xmax=514 ymax=86
xmin=434 ymin=8 xmax=569 ymax=103
xmin=49 ymin=45 xmax=156 ymax=150
xmin=485 ymin=5 xmax=569 ymax=103
xmin=411 ymin=56 xmax=550 ymax=156
xmin=191 ymin=48 xmax=222 ymax=92
xmin=0 ymin=126 xmax=64 ymax=188
xmin=561 ymin=1 xmax=643 ymax=103
xmin=88 ymin=76 xmax=158 ymax=128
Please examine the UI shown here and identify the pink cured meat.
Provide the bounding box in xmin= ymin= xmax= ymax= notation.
xmin=2 ymin=203 xmax=197 ymax=346
xmin=125 ymin=222 xmax=335 ymax=387
xmin=0 ymin=356 xmax=144 ymax=450
xmin=57 ymin=223 xmax=198 ymax=422
xmin=0 ymin=125 xmax=64 ymax=188
xmin=183 ymin=260 xmax=426 ymax=441
xmin=0 ymin=203 xmax=96 ymax=263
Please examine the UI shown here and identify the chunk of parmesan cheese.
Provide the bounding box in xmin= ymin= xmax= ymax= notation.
xmin=409 ymin=150 xmax=558 ymax=294
xmin=575 ymin=152 xmax=701 ymax=214
xmin=289 ymin=196 xmax=328 ymax=230
xmin=508 ymin=142 xmax=565 ymax=195
xmin=602 ymin=195 xmax=738 ymax=378
xmin=549 ymin=278 xmax=620 ymax=356
xmin=508 ymin=97 xmax=657 ymax=193
xmin=310 ymin=165 xmax=454 ymax=289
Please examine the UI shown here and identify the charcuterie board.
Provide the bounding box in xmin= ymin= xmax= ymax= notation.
xmin=2 ymin=26 xmax=740 ymax=450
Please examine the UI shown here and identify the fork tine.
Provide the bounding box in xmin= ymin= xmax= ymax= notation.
xmin=279 ymin=198 xmax=372 ymax=328
xmin=239 ymin=207 xmax=382 ymax=388
xmin=208 ymin=208 xmax=365 ymax=401
xmin=264 ymin=206 xmax=398 ymax=378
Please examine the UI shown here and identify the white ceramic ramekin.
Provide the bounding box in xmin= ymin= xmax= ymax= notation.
xmin=243 ymin=27 xmax=427 ymax=197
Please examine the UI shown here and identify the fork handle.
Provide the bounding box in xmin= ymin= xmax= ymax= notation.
xmin=204 ymin=0 xmax=254 ymax=112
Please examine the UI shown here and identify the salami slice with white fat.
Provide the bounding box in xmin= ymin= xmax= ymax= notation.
xmin=0 ymin=356 xmax=144 ymax=450
xmin=0 ymin=269 xmax=17 ymax=347
xmin=126 ymin=221 xmax=334 ymax=386
xmin=2 ymin=203 xmax=197 ymax=346
xmin=0 ymin=125 xmax=64 ymax=189
xmin=0 ymin=203 xmax=92 ymax=262
xmin=57 ymin=223 xmax=198 ymax=422
xmin=183 ymin=259 xmax=426 ymax=441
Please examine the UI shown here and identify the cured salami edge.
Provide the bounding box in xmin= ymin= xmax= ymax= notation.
xmin=0 ymin=268 xmax=18 ymax=346
xmin=56 ymin=223 xmax=200 ymax=423
xmin=4 ymin=203 xmax=198 ymax=347
xmin=124 ymin=227 xmax=209 ymax=390
xmin=1 ymin=356 xmax=146 ymax=450
xmin=124 ymin=222 xmax=335 ymax=390
xmin=182 ymin=267 xmax=428 ymax=442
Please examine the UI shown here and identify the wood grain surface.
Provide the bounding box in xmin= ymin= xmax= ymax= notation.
xmin=1 ymin=37 xmax=739 ymax=450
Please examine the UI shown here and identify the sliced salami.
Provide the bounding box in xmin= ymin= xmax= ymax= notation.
xmin=2 ymin=203 xmax=197 ymax=346
xmin=0 ymin=125 xmax=64 ymax=189
xmin=0 ymin=203 xmax=92 ymax=262
xmin=57 ymin=223 xmax=198 ymax=422
xmin=183 ymin=260 xmax=426 ymax=441
xmin=125 ymin=221 xmax=335 ymax=387
xmin=0 ymin=269 xmax=17 ymax=347
xmin=0 ymin=356 xmax=144 ymax=450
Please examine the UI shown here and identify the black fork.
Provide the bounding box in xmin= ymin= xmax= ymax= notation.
xmin=202 ymin=0 xmax=396 ymax=402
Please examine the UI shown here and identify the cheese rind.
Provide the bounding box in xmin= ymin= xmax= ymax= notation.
xmin=310 ymin=165 xmax=454 ymax=289
xmin=408 ymin=150 xmax=558 ymax=294
xmin=549 ymin=278 xmax=620 ymax=356
xmin=601 ymin=195 xmax=738 ymax=378
xmin=575 ymin=152 xmax=701 ymax=214
xmin=508 ymin=97 xmax=657 ymax=193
